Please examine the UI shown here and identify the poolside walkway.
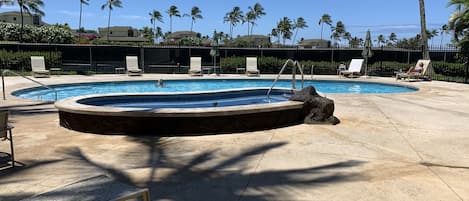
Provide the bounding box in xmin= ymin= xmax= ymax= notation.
xmin=1 ymin=74 xmax=469 ymax=201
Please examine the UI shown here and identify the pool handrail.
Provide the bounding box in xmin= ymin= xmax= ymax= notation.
xmin=2 ymin=69 xmax=57 ymax=101
xmin=267 ymin=59 xmax=305 ymax=100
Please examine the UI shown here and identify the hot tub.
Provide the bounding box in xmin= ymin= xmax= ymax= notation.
xmin=55 ymin=88 xmax=305 ymax=135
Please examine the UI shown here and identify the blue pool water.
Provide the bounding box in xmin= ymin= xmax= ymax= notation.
xmin=13 ymin=79 xmax=417 ymax=101
xmin=79 ymin=90 xmax=291 ymax=108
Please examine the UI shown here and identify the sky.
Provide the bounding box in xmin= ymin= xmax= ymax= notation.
xmin=0 ymin=0 xmax=458 ymax=45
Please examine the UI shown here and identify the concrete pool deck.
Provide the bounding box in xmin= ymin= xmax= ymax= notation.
xmin=0 ymin=74 xmax=468 ymax=201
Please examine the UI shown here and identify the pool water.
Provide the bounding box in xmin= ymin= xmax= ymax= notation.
xmin=14 ymin=79 xmax=417 ymax=101
xmin=79 ymin=90 xmax=291 ymax=109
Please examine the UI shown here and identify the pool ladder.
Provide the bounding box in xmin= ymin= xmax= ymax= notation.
xmin=2 ymin=69 xmax=58 ymax=101
xmin=266 ymin=59 xmax=305 ymax=100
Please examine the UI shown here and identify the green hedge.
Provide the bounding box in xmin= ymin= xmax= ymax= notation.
xmin=0 ymin=50 xmax=62 ymax=71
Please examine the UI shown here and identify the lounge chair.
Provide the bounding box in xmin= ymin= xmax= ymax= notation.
xmin=126 ymin=56 xmax=142 ymax=76
xmin=396 ymin=59 xmax=431 ymax=81
xmin=0 ymin=110 xmax=14 ymax=168
xmin=188 ymin=57 xmax=202 ymax=76
xmin=246 ymin=57 xmax=260 ymax=77
xmin=339 ymin=59 xmax=364 ymax=78
xmin=31 ymin=56 xmax=50 ymax=78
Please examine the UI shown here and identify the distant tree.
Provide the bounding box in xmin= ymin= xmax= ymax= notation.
xmin=447 ymin=0 xmax=468 ymax=55
xmin=101 ymin=0 xmax=122 ymax=41
xmin=166 ymin=5 xmax=181 ymax=33
xmin=155 ymin=26 xmax=163 ymax=43
xmin=389 ymin=32 xmax=397 ymax=44
xmin=246 ymin=3 xmax=265 ymax=36
xmin=79 ymin=0 xmax=90 ymax=36
xmin=419 ymin=0 xmax=430 ymax=59
xmin=318 ymin=14 xmax=332 ymax=40
xmin=223 ymin=6 xmax=244 ymax=39
xmin=271 ymin=28 xmax=280 ymax=47
xmin=426 ymin=29 xmax=439 ymax=47
xmin=440 ymin=24 xmax=448 ymax=47
xmin=376 ymin=34 xmax=385 ymax=46
xmin=331 ymin=21 xmax=345 ymax=46
xmin=343 ymin=32 xmax=352 ymax=47
xmin=291 ymin=17 xmax=308 ymax=45
xmin=140 ymin=26 xmax=154 ymax=41
xmin=349 ymin=36 xmax=362 ymax=48
xmin=149 ymin=10 xmax=163 ymax=43
xmin=277 ymin=17 xmax=293 ymax=46
xmin=185 ymin=6 xmax=202 ymax=33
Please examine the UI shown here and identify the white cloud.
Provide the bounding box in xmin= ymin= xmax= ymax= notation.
xmin=118 ymin=15 xmax=149 ymax=20
xmin=58 ymin=10 xmax=94 ymax=17
xmin=0 ymin=5 xmax=17 ymax=10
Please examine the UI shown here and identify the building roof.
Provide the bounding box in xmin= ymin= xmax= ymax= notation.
xmin=167 ymin=31 xmax=199 ymax=39
xmin=0 ymin=11 xmax=37 ymax=17
xmin=106 ymin=36 xmax=150 ymax=42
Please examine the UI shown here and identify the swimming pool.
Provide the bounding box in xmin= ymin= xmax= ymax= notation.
xmin=13 ymin=79 xmax=417 ymax=101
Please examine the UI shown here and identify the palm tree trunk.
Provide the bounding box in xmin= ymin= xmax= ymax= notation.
xmin=247 ymin=22 xmax=250 ymax=37
xmin=107 ymin=8 xmax=111 ymax=41
xmin=190 ymin=20 xmax=194 ymax=33
xmin=153 ymin=22 xmax=156 ymax=44
xmin=440 ymin=33 xmax=444 ymax=48
xmin=250 ymin=22 xmax=254 ymax=38
xmin=20 ymin=6 xmax=24 ymax=42
xmin=320 ymin=23 xmax=324 ymax=40
xmin=229 ymin=23 xmax=233 ymax=39
xmin=419 ymin=0 xmax=430 ymax=59
xmin=79 ymin=2 xmax=83 ymax=38
xmin=292 ymin=28 xmax=299 ymax=46
xmin=170 ymin=16 xmax=172 ymax=33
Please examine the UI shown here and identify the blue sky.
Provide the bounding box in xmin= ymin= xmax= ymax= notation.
xmin=0 ymin=0 xmax=457 ymax=45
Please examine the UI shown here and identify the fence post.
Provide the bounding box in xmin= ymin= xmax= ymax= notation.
xmin=465 ymin=60 xmax=468 ymax=84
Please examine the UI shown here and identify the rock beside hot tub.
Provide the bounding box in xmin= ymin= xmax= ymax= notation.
xmin=289 ymin=86 xmax=340 ymax=125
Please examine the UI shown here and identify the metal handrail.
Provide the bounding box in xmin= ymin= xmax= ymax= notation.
xmin=2 ymin=70 xmax=58 ymax=101
xmin=266 ymin=59 xmax=304 ymax=100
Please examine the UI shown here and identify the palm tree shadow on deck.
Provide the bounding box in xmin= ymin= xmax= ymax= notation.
xmin=1 ymin=136 xmax=367 ymax=201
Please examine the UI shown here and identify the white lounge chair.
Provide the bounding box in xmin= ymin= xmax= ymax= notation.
xmin=339 ymin=59 xmax=364 ymax=78
xmin=189 ymin=57 xmax=202 ymax=76
xmin=246 ymin=57 xmax=259 ymax=77
xmin=126 ymin=56 xmax=142 ymax=76
xmin=396 ymin=59 xmax=432 ymax=81
xmin=30 ymin=56 xmax=50 ymax=78
xmin=0 ymin=110 xmax=14 ymax=168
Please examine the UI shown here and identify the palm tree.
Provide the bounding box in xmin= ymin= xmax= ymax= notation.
xmin=79 ymin=0 xmax=90 ymax=37
xmin=101 ymin=0 xmax=122 ymax=41
xmin=447 ymin=0 xmax=468 ymax=52
xmin=155 ymin=26 xmax=163 ymax=43
xmin=245 ymin=10 xmax=255 ymax=36
xmin=418 ymin=0 xmax=430 ymax=59
xmin=149 ymin=10 xmax=163 ymax=43
xmin=343 ymin=32 xmax=352 ymax=47
xmin=439 ymin=24 xmax=448 ymax=47
xmin=277 ymin=17 xmax=292 ymax=46
xmin=271 ymin=28 xmax=280 ymax=47
xmin=319 ymin=14 xmax=332 ymax=40
xmin=13 ymin=0 xmax=45 ymax=42
xmin=246 ymin=3 xmax=265 ymax=36
xmin=291 ymin=17 xmax=308 ymax=45
xmin=376 ymin=34 xmax=385 ymax=46
xmin=223 ymin=6 xmax=244 ymax=39
xmin=426 ymin=29 xmax=438 ymax=47
xmin=331 ymin=21 xmax=345 ymax=46
xmin=166 ymin=5 xmax=181 ymax=33
xmin=389 ymin=32 xmax=397 ymax=44
xmin=186 ymin=6 xmax=202 ymax=33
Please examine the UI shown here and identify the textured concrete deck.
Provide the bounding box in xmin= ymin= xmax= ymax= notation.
xmin=1 ymin=74 xmax=468 ymax=201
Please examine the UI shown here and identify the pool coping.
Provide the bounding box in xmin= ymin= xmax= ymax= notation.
xmin=55 ymin=88 xmax=305 ymax=117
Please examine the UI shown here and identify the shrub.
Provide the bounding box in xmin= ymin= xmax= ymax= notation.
xmin=0 ymin=50 xmax=62 ymax=71
xmin=0 ymin=23 xmax=74 ymax=44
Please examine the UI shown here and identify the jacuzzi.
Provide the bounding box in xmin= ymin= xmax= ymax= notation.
xmin=55 ymin=88 xmax=306 ymax=135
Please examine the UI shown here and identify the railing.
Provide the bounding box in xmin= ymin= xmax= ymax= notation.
xmin=1 ymin=70 xmax=58 ymax=101
xmin=266 ymin=59 xmax=305 ymax=100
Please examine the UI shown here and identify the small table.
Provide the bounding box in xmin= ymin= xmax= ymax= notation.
xmin=50 ymin=68 xmax=61 ymax=75
xmin=115 ymin=67 xmax=126 ymax=74
xmin=202 ymin=67 xmax=212 ymax=75
xmin=236 ymin=67 xmax=246 ymax=74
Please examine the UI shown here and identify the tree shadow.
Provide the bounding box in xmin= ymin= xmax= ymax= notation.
xmin=1 ymin=136 xmax=367 ymax=201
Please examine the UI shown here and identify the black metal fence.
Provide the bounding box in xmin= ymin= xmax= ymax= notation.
xmin=1 ymin=43 xmax=467 ymax=83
